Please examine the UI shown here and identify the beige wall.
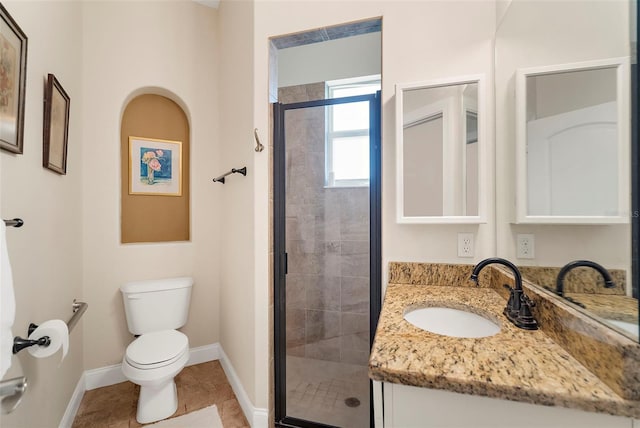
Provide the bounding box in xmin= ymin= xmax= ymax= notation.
xmin=377 ymin=2 xmax=495 ymax=267
xmin=0 ymin=2 xmax=84 ymax=427
xmin=217 ymin=0 xmax=259 ymax=411
xmin=81 ymin=1 xmax=221 ymax=369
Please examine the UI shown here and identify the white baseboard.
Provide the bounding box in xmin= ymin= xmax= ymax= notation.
xmin=84 ymin=342 xmax=222 ymax=391
xmin=84 ymin=363 xmax=127 ymax=391
xmin=252 ymin=408 xmax=269 ymax=428
xmin=217 ymin=346 xmax=269 ymax=428
xmin=60 ymin=343 xmax=266 ymax=427
xmin=187 ymin=342 xmax=220 ymax=366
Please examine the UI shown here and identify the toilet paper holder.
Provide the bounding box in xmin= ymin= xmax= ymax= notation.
xmin=12 ymin=299 xmax=88 ymax=354
xmin=12 ymin=324 xmax=51 ymax=354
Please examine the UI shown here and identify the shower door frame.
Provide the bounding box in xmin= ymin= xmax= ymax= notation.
xmin=273 ymin=92 xmax=382 ymax=428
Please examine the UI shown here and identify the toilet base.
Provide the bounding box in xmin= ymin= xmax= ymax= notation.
xmin=121 ymin=333 xmax=189 ymax=424
xmin=136 ymin=380 xmax=178 ymax=424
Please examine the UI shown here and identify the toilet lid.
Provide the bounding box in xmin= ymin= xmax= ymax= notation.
xmin=126 ymin=330 xmax=188 ymax=368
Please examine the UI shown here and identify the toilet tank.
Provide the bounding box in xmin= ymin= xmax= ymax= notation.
xmin=121 ymin=277 xmax=193 ymax=335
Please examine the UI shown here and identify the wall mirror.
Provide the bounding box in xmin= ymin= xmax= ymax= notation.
xmin=495 ymin=0 xmax=637 ymax=342
xmin=515 ymin=58 xmax=630 ymax=224
xmin=396 ymin=76 xmax=486 ymax=224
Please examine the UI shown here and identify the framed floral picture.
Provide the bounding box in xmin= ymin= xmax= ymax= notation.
xmin=0 ymin=3 xmax=28 ymax=154
xmin=129 ymin=136 xmax=182 ymax=196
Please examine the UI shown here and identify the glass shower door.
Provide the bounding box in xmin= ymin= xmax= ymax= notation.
xmin=274 ymin=93 xmax=380 ymax=428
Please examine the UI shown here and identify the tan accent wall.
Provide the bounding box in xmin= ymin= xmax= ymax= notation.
xmin=120 ymin=94 xmax=190 ymax=243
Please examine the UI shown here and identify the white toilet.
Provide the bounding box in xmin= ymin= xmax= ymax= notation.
xmin=120 ymin=277 xmax=193 ymax=424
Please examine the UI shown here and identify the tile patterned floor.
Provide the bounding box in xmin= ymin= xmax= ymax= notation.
xmin=72 ymin=361 xmax=250 ymax=427
xmin=286 ymin=356 xmax=369 ymax=428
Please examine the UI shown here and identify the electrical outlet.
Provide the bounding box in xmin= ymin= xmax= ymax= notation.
xmin=517 ymin=234 xmax=535 ymax=259
xmin=457 ymin=233 xmax=474 ymax=258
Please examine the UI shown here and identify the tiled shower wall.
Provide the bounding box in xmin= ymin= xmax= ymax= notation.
xmin=280 ymin=83 xmax=370 ymax=365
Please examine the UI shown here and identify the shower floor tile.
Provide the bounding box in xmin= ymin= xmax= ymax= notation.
xmin=286 ymin=356 xmax=369 ymax=428
xmin=72 ymin=361 xmax=249 ymax=427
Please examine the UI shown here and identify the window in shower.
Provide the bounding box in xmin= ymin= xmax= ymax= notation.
xmin=325 ymin=76 xmax=381 ymax=188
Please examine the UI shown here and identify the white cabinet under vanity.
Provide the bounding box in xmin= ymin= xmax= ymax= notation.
xmin=377 ymin=382 xmax=634 ymax=428
xmin=369 ymin=262 xmax=640 ymax=428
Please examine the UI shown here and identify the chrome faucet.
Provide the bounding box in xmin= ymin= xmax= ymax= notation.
xmin=556 ymin=260 xmax=616 ymax=297
xmin=470 ymin=257 xmax=538 ymax=330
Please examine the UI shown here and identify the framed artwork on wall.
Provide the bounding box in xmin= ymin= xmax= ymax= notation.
xmin=43 ymin=74 xmax=70 ymax=174
xmin=0 ymin=3 xmax=28 ymax=154
xmin=129 ymin=136 xmax=182 ymax=196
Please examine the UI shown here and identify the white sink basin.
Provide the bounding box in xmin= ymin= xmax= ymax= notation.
xmin=404 ymin=306 xmax=500 ymax=338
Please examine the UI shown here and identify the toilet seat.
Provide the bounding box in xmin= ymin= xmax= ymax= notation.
xmin=125 ymin=330 xmax=188 ymax=370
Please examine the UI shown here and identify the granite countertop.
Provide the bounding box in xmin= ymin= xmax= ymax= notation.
xmin=564 ymin=292 xmax=638 ymax=324
xmin=369 ymin=283 xmax=640 ymax=419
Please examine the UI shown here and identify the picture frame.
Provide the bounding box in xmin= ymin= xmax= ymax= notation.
xmin=43 ymin=74 xmax=70 ymax=174
xmin=0 ymin=3 xmax=28 ymax=154
xmin=129 ymin=136 xmax=182 ymax=196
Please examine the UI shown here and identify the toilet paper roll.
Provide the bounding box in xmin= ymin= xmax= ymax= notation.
xmin=27 ymin=320 xmax=69 ymax=364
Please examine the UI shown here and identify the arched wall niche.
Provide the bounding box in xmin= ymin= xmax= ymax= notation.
xmin=121 ymin=86 xmax=192 ymax=122
xmin=120 ymin=92 xmax=190 ymax=243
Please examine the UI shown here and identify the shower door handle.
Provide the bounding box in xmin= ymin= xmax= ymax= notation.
xmin=283 ymin=252 xmax=288 ymax=275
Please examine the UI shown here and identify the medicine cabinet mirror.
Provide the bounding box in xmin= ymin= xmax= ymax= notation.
xmin=515 ymin=58 xmax=630 ymax=224
xmin=396 ymin=76 xmax=486 ymax=224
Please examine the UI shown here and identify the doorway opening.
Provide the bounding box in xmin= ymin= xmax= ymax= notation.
xmin=271 ymin=18 xmax=382 ymax=428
